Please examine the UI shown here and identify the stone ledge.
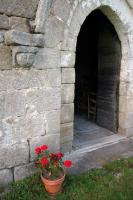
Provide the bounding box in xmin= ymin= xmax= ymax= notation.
xmin=5 ymin=30 xmax=44 ymax=47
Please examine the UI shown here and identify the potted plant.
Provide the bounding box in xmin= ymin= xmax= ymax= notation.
xmin=35 ymin=145 xmax=72 ymax=196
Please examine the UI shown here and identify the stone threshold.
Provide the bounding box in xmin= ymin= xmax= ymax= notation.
xmin=65 ymin=135 xmax=133 ymax=174
xmin=71 ymin=134 xmax=127 ymax=156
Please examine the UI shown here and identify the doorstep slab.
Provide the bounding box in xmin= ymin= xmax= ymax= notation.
xmin=65 ymin=136 xmax=133 ymax=174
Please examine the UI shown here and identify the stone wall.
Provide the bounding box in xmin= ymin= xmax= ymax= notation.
xmin=0 ymin=0 xmax=133 ymax=187
xmin=0 ymin=0 xmax=61 ymax=187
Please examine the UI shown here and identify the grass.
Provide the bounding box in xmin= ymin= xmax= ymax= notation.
xmin=1 ymin=157 xmax=133 ymax=200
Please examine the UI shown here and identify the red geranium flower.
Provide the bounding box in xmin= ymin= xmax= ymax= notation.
xmin=57 ymin=152 xmax=64 ymax=159
xmin=64 ymin=160 xmax=72 ymax=168
xmin=41 ymin=145 xmax=48 ymax=151
xmin=50 ymin=153 xmax=58 ymax=161
xmin=35 ymin=147 xmax=41 ymax=154
xmin=50 ymin=153 xmax=55 ymax=158
xmin=41 ymin=158 xmax=49 ymax=165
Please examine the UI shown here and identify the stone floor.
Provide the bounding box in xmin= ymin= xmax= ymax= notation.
xmin=73 ymin=114 xmax=114 ymax=150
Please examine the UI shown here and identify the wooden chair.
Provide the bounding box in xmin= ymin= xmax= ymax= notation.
xmin=88 ymin=92 xmax=97 ymax=121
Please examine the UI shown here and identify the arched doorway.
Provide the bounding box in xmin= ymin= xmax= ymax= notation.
xmin=74 ymin=10 xmax=121 ymax=149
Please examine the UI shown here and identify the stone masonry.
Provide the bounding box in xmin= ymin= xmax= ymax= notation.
xmin=0 ymin=0 xmax=133 ymax=186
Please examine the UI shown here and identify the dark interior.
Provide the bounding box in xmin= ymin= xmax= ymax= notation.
xmin=74 ymin=9 xmax=121 ymax=132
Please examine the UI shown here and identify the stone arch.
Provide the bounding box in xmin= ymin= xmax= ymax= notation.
xmin=33 ymin=0 xmax=133 ymax=152
xmin=60 ymin=0 xmax=133 ymax=151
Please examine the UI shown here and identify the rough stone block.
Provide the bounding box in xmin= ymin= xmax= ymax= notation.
xmin=0 ymin=70 xmax=38 ymax=91
xmin=0 ymin=120 xmax=6 ymax=145
xmin=30 ymin=135 xmax=60 ymax=161
xmin=62 ymin=31 xmax=77 ymax=52
xmin=61 ymin=103 xmax=74 ymax=124
xmin=62 ymin=68 xmax=75 ymax=83
xmin=44 ymin=69 xmax=61 ymax=87
xmin=119 ymin=96 xmax=128 ymax=112
xmin=0 ymin=15 xmax=9 ymax=29
xmin=14 ymin=163 xmax=36 ymax=181
xmin=1 ymin=113 xmax=46 ymax=144
xmin=0 ymin=124 xmax=4 ymax=143
xmin=119 ymin=112 xmax=128 ymax=130
xmin=0 ymin=32 xmax=5 ymax=43
xmin=128 ymin=69 xmax=133 ymax=83
xmin=0 ymin=94 xmax=5 ymax=119
xmin=0 ymin=0 xmax=39 ymax=18
xmin=119 ymin=82 xmax=127 ymax=96
xmin=10 ymin=68 xmax=60 ymax=88
xmin=0 ymin=44 xmax=12 ymax=70
xmin=5 ymin=91 xmax=26 ymax=118
xmin=25 ymin=87 xmax=61 ymax=113
xmin=61 ymin=123 xmax=73 ymax=143
xmin=0 ymin=169 xmax=13 ymax=186
xmin=118 ymin=111 xmax=133 ymax=130
xmin=0 ymin=142 xmax=29 ymax=169
xmin=10 ymin=16 xmax=30 ymax=32
xmin=125 ymin=127 xmax=133 ymax=136
xmin=44 ymin=16 xmax=64 ymax=48
xmin=125 ymin=82 xmax=133 ymax=96
xmin=45 ymin=110 xmax=60 ymax=134
xmin=61 ymin=51 xmax=75 ymax=68
xmin=62 ymin=84 xmax=74 ymax=104
xmin=51 ymin=0 xmax=71 ymax=23
xmin=5 ymin=30 xmax=44 ymax=47
xmin=61 ymin=141 xmax=72 ymax=153
xmin=0 ymin=69 xmax=61 ymax=92
xmin=33 ymin=48 xmax=60 ymax=69
xmin=11 ymin=113 xmax=46 ymax=141
xmin=126 ymin=112 xmax=133 ymax=128
xmin=0 ymin=32 xmax=4 ymax=43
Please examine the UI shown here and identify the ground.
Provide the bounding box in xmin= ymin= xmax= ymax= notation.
xmin=1 ymin=157 xmax=133 ymax=200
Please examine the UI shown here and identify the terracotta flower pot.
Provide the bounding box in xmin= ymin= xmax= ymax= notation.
xmin=41 ymin=173 xmax=65 ymax=196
